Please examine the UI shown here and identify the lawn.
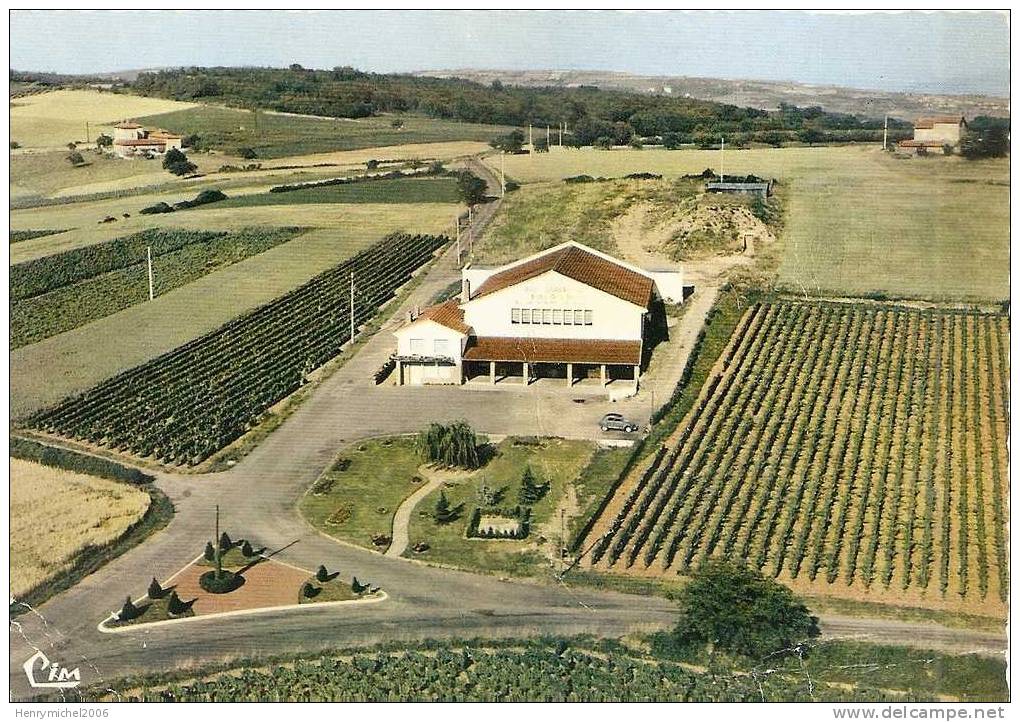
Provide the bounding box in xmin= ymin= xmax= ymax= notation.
xmin=137 ymin=104 xmax=515 ymax=158
xmin=300 ymin=437 xmax=427 ymax=550
xmin=404 ymin=438 xmax=595 ymax=577
xmin=11 ymin=203 xmax=456 ymax=416
xmin=212 ymin=177 xmax=460 ymax=208
xmin=10 ymin=458 xmax=150 ymax=599
xmin=488 ymin=146 xmax=1009 ymax=302
xmin=9 ymin=89 xmax=197 ymax=149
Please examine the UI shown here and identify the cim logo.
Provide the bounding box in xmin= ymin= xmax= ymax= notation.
xmin=22 ymin=650 xmax=81 ymax=689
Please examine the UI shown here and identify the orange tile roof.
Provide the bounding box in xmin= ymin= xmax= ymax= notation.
xmin=462 ymin=336 xmax=641 ymax=365
xmin=914 ymin=116 xmax=965 ymax=129
xmin=113 ymin=139 xmax=168 ymax=147
xmin=414 ymin=299 xmax=471 ymax=334
xmin=471 ymin=245 xmax=654 ymax=308
xmin=115 ymin=122 xmax=142 ymax=129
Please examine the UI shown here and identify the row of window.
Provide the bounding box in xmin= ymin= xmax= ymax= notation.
xmin=511 ymin=308 xmax=593 ymax=326
xmin=408 ymin=338 xmax=451 ymax=355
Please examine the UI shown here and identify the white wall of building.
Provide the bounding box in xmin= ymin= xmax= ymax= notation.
xmin=915 ymin=124 xmax=963 ymax=145
xmin=394 ymin=320 xmax=466 ymax=362
xmin=462 ymin=272 xmax=645 ymax=340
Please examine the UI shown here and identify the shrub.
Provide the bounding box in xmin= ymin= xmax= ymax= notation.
xmin=167 ymin=591 xmax=189 ymax=616
xmin=163 ymin=148 xmax=197 ymax=176
xmin=119 ymin=596 xmax=139 ymax=621
xmin=219 ymin=532 xmax=233 ymax=550
xmin=67 ymin=151 xmax=85 ymax=166
xmin=199 ymin=570 xmax=242 ymax=594
xmin=139 ymin=202 xmax=175 ymax=215
xmin=316 ymin=565 xmax=329 ymax=583
xmin=671 ymin=560 xmax=819 ymax=658
xmin=434 ymin=491 xmax=459 ymax=523
xmin=301 ymin=582 xmax=318 ymax=599
xmin=204 ymin=541 xmax=216 ymax=561
xmin=564 ymin=175 xmax=596 ymax=184
xmin=237 ymin=147 xmax=257 ymax=160
xmin=147 ymin=577 xmax=163 ymax=599
xmin=10 ymin=438 xmax=154 ymax=484
xmin=241 ymin=540 xmax=254 ymax=558
xmin=351 ymin=577 xmax=368 ymax=594
xmin=518 ymin=466 xmax=549 ymax=504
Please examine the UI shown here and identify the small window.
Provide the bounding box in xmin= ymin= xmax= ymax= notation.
xmin=563 ymin=308 xmax=573 ymax=325
xmin=553 ymin=309 xmax=563 ymax=324
xmin=511 ymin=308 xmax=521 ymax=324
xmin=543 ymin=309 xmax=553 ymax=324
xmin=584 ymin=310 xmax=593 ymax=326
xmin=574 ymin=309 xmax=584 ymax=325
xmin=434 ymin=339 xmax=449 ymax=354
xmin=409 ymin=338 xmax=424 ymax=353
xmin=522 ymin=309 xmax=532 ymax=324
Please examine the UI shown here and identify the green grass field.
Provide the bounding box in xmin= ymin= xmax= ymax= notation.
xmin=137 ymin=105 xmax=515 ymax=159
xmin=489 ymin=147 xmax=1008 ymax=302
xmin=212 ymin=177 xmax=459 ymax=208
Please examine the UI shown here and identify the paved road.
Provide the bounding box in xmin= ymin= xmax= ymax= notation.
xmin=8 ymin=158 xmax=1006 ymax=700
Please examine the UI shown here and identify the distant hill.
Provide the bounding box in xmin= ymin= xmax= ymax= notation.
xmin=413 ymin=69 xmax=1009 ymax=122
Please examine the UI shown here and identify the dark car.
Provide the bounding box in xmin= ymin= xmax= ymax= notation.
xmin=600 ymin=412 xmax=638 ymax=433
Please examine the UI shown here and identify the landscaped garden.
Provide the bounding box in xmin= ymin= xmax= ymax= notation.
xmin=300 ymin=423 xmax=596 ymax=578
xmin=105 ymin=532 xmax=383 ymax=629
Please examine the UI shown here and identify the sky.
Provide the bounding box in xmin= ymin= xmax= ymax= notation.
xmin=9 ymin=10 xmax=1011 ymax=96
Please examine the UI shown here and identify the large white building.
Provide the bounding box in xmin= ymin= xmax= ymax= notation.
xmin=393 ymin=241 xmax=684 ymax=388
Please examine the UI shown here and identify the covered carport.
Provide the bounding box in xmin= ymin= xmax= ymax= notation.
xmin=462 ymin=336 xmax=642 ymax=388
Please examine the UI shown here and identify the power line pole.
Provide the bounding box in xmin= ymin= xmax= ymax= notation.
xmin=349 ymin=270 xmax=355 ymax=344
xmin=559 ymin=122 xmax=563 ymax=146
xmin=214 ymin=504 xmax=222 ymax=580
xmin=146 ymin=246 xmax=154 ymax=300
xmin=528 ymin=123 xmax=533 ymax=149
xmin=546 ymin=125 xmax=550 ymax=151
xmin=883 ymin=114 xmax=888 ymax=151
xmin=456 ymin=213 xmax=462 ymax=266
xmin=85 ymin=121 xmax=90 ymax=144
xmin=500 ymin=152 xmax=506 ymax=197
xmin=719 ymin=136 xmax=725 ymax=182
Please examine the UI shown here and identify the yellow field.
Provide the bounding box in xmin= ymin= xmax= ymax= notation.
xmin=488 ymin=146 xmax=1009 ymax=302
xmin=9 ymin=89 xmax=197 ymax=149
xmin=11 ymin=203 xmax=458 ymax=415
xmin=10 ymin=458 xmax=150 ymax=598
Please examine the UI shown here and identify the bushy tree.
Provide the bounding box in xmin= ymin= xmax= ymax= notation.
xmin=351 ymin=576 xmax=368 ymax=594
xmin=434 ymin=490 xmax=458 ymax=523
xmin=163 ymin=147 xmax=197 ymax=176
xmin=66 ymin=151 xmax=85 ymax=166
xmin=455 ymin=170 xmax=488 ymax=207
xmin=241 ymin=540 xmax=254 ymax=557
xmin=237 ymin=146 xmax=257 ymax=159
xmin=95 ymin=133 xmax=113 ymax=148
xmin=594 ymin=136 xmax=613 ymax=150
xmin=219 ymin=531 xmax=233 ymax=551
xmin=489 ymin=129 xmax=525 ymax=153
xmin=672 ymin=560 xmax=819 ymax=658
xmin=415 ymin=421 xmax=481 ymax=469
xmin=316 ymin=564 xmax=329 ymax=582
xmin=797 ymin=128 xmax=825 ymax=146
xmin=960 ymin=126 xmax=1009 ymax=160
xmin=204 ymin=541 xmax=216 ymax=561
xmin=167 ymin=591 xmax=188 ymax=616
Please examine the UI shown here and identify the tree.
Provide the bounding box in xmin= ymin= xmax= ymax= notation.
xmin=434 ymin=490 xmax=458 ymax=523
xmin=518 ymin=466 xmax=548 ymax=505
xmin=10 ymin=141 xmax=20 ymax=149
xmin=351 ymin=576 xmax=368 ymax=594
xmin=147 ymin=577 xmax=163 ymax=599
xmin=415 ymin=421 xmax=481 ymax=469
xmin=390 ymin=118 xmax=404 ymax=129
xmin=671 ymin=560 xmax=819 ymax=658
xmin=760 ymin=130 xmax=786 ymax=148
xmin=661 ymin=132 xmax=684 ymax=150
xmin=316 ymin=564 xmax=329 ymax=583
xmin=119 ymin=596 xmax=139 ymax=621
xmin=96 ymin=134 xmax=113 ymax=149
xmin=489 ymin=129 xmax=525 ymax=153
xmin=594 ymin=136 xmax=613 ymax=150
xmin=241 ymin=539 xmax=254 ymax=557
xmin=960 ymin=126 xmax=1009 ymax=160
xmin=629 ymin=138 xmax=644 ymax=150
xmin=237 ymin=146 xmax=257 ymax=160
xmin=533 ymin=136 xmax=549 ymax=153
xmin=66 ymin=151 xmax=85 ymax=166
xmin=167 ymin=591 xmax=188 ymax=616
xmin=455 ymin=170 xmax=488 ymax=207
xmin=797 ymin=128 xmax=825 ymax=146
xmin=163 ymin=147 xmax=196 ymax=176
xmin=219 ymin=531 xmax=233 ymax=551
xmin=204 ymin=541 xmax=216 ymax=561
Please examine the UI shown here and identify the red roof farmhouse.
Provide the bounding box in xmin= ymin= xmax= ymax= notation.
xmin=112 ymin=121 xmax=184 ymax=158
xmin=897 ymin=115 xmax=968 ymax=155
xmin=392 ymin=241 xmax=684 ymax=389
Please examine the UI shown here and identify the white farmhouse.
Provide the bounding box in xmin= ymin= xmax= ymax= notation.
xmin=897 ymin=116 xmax=967 ymax=155
xmin=393 ymin=241 xmax=684 ymax=388
xmin=112 ymin=121 xmax=184 ymax=158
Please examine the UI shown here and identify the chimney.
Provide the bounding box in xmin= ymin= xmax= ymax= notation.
xmin=461 ymin=277 xmax=471 ymax=302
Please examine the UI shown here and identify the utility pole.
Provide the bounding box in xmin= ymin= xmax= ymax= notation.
xmin=85 ymin=121 xmax=90 ymax=144
xmin=559 ymin=122 xmax=563 ymax=146
xmin=528 ymin=123 xmax=533 ymax=149
xmin=146 ymin=246 xmax=154 ymax=300
xmin=719 ymin=136 xmax=725 ymax=182
xmin=456 ymin=213 xmax=462 ymax=266
xmin=500 ymin=152 xmax=506 ymax=197
xmin=349 ymin=270 xmax=355 ymax=343
xmin=883 ymin=114 xmax=888 ymax=151
xmin=214 ymin=504 xmax=222 ymax=580
xmin=546 ymin=125 xmax=550 ymax=150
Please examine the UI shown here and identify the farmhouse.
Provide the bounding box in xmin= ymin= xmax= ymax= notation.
xmin=112 ymin=121 xmax=184 ymax=158
xmin=393 ymin=241 xmax=684 ymax=388
xmin=897 ymin=115 xmax=967 ymax=155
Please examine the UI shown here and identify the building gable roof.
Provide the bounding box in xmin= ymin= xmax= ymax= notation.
xmin=399 ymin=299 xmax=471 ymax=335
xmin=914 ymin=116 xmax=966 ymax=129
xmin=470 ymin=244 xmax=654 ymax=308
